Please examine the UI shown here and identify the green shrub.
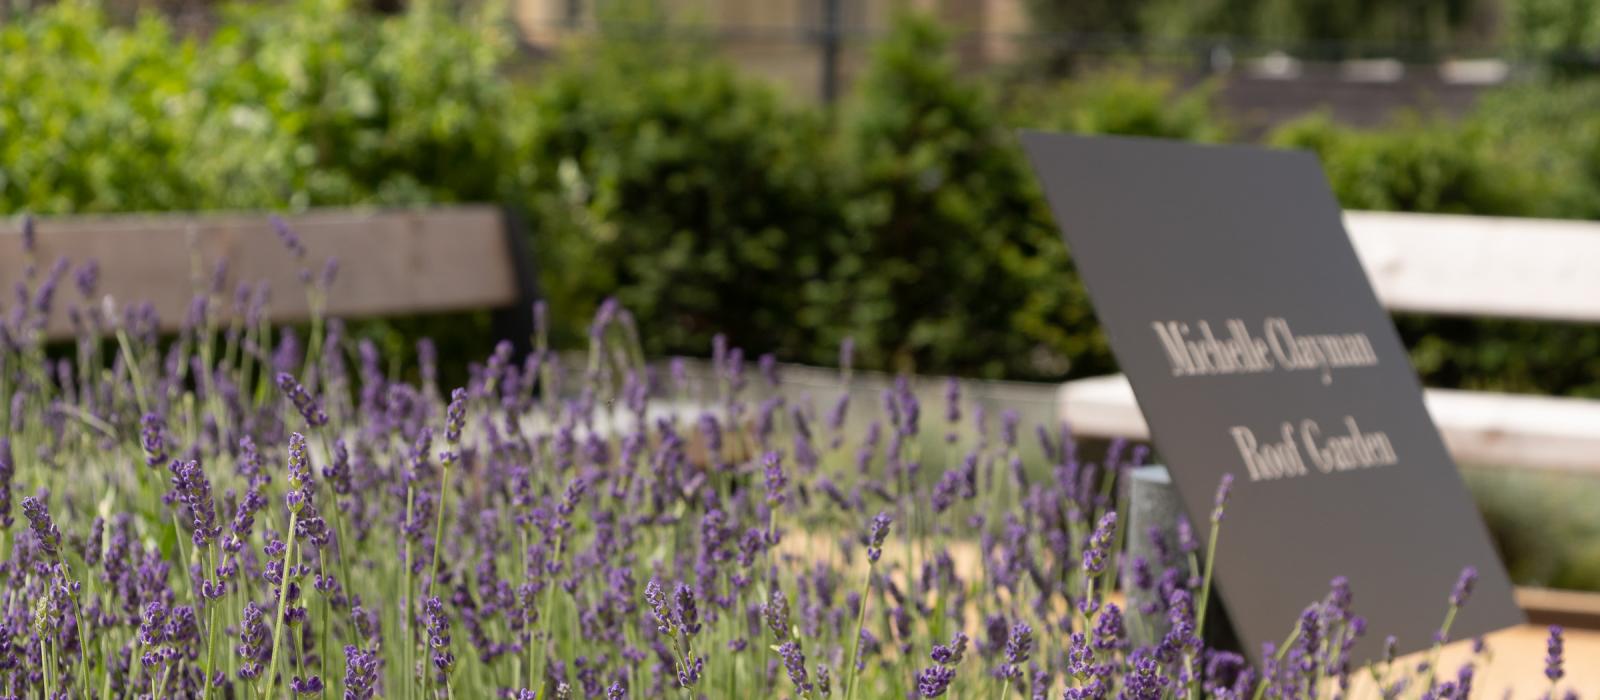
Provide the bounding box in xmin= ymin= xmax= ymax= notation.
xmin=1269 ymin=112 xmax=1539 ymax=216
xmin=834 ymin=15 xmax=1073 ymax=378
xmin=1269 ymin=104 xmax=1600 ymax=397
xmin=0 ymin=0 xmax=519 ymax=214
xmin=1009 ymin=70 xmax=1228 ymax=143
xmin=523 ymin=39 xmax=851 ymax=358
xmin=0 ymin=4 xmax=199 ymax=212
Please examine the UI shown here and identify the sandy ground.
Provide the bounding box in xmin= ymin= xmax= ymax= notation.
xmin=1423 ymin=624 xmax=1599 ymax=695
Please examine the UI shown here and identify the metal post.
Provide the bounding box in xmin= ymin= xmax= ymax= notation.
xmin=819 ymin=0 xmax=842 ymax=103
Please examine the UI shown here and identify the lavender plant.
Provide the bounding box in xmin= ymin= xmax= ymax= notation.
xmin=0 ymin=224 xmax=1568 ymax=699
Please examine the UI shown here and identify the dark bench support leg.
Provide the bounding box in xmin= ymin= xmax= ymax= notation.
xmin=492 ymin=205 xmax=541 ymax=359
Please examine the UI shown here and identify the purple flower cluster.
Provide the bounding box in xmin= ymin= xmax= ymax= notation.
xmin=0 ymin=245 xmax=1560 ymax=700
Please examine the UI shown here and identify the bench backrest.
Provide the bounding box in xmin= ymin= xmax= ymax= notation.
xmin=1346 ymin=210 xmax=1600 ymax=323
xmin=0 ymin=205 xmax=534 ymax=339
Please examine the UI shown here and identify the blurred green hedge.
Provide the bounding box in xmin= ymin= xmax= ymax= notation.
xmin=6 ymin=1 xmax=1600 ymax=396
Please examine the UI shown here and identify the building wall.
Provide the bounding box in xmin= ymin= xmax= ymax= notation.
xmin=513 ymin=0 xmax=1031 ymax=100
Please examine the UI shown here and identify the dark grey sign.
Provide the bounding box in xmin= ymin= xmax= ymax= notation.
xmin=1019 ymin=132 xmax=1521 ymax=663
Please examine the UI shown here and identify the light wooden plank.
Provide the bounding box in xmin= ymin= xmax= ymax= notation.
xmin=0 ymin=206 xmax=520 ymax=338
xmin=1345 ymin=210 xmax=1600 ymax=322
xmin=1058 ymin=374 xmax=1600 ymax=474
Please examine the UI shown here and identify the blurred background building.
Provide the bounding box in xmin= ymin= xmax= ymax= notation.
xmin=510 ymin=0 xmax=1520 ymax=132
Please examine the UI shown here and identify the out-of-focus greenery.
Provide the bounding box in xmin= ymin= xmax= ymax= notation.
xmin=0 ymin=0 xmax=519 ymax=213
xmin=528 ymin=17 xmax=1238 ymax=379
xmin=1466 ymin=467 xmax=1600 ymax=591
xmin=1509 ymin=0 xmax=1600 ymax=68
xmin=834 ymin=17 xmax=1061 ymax=377
xmin=9 ymin=1 xmax=1600 ymax=396
xmin=1270 ymin=85 xmax=1600 ymax=397
xmin=523 ymin=38 xmax=853 ymax=359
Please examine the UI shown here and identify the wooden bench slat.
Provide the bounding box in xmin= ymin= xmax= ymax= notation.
xmin=1058 ymin=374 xmax=1600 ymax=474
xmin=1347 ymin=210 xmax=1600 ymax=322
xmin=0 ymin=206 xmax=521 ymax=338
xmin=1517 ymin=587 xmax=1600 ymax=630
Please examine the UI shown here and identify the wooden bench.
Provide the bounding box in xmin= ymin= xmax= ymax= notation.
xmin=1059 ymin=210 xmax=1600 ymax=474
xmin=0 ymin=205 xmax=537 ymax=341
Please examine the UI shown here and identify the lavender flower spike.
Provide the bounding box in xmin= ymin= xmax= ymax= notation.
xmin=916 ymin=665 xmax=955 ymax=697
xmin=1001 ymin=621 xmax=1032 ymax=679
xmin=866 ymin=512 xmax=892 ymax=564
xmin=277 ymin=371 xmax=328 ymax=427
xmin=1449 ymin=566 xmax=1477 ymax=608
xmin=1546 ymin=625 xmax=1565 ymax=682
xmin=778 ymin=641 xmax=811 ymax=694
xmin=1083 ymin=512 xmax=1117 ymax=576
xmin=20 ymin=496 xmax=61 ymax=560
xmin=1211 ymin=473 xmax=1234 ymax=523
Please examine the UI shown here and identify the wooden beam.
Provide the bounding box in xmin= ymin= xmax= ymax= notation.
xmin=1058 ymin=374 xmax=1600 ymax=474
xmin=0 ymin=206 xmax=521 ymax=339
xmin=1346 ymin=210 xmax=1600 ymax=323
xmin=1518 ymin=587 xmax=1600 ymax=630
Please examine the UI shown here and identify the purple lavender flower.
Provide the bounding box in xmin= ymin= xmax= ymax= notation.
xmin=322 ymin=439 xmax=352 ymax=496
xmin=1122 ymin=650 xmax=1168 ymax=700
xmin=1546 ymin=624 xmax=1565 ymax=682
xmin=1169 ymin=519 xmax=1194 ymax=559
xmin=763 ymin=452 xmax=787 ymax=506
xmin=645 ymin=579 xmax=672 ymax=635
xmin=1064 ymin=678 xmax=1108 ymax=700
xmin=930 ymin=631 xmax=968 ymax=666
xmin=290 ymin=675 xmax=324 ymax=695
xmin=424 ymin=596 xmax=455 ymax=676
xmin=271 ymin=215 xmax=307 ymax=258
xmin=676 ymin=655 xmax=704 ymax=688
xmin=1449 ymin=566 xmax=1477 ymax=608
xmin=343 ymin=645 xmax=380 ymax=699
xmin=1211 ymin=473 xmax=1234 ymax=522
xmin=20 ymin=496 xmax=61 ymax=559
xmin=1067 ymin=632 xmax=1092 ymax=677
xmin=759 ymin=353 xmax=780 ymax=387
xmin=1092 ymin=603 xmax=1124 ymax=651
xmin=931 ymin=470 xmax=960 ymax=514
xmin=673 ymin=583 xmax=701 ymax=637
xmin=866 ymin=512 xmax=892 ymax=564
xmin=916 ymin=665 xmax=956 ymax=697
xmin=277 ymin=372 xmax=328 ymax=427
xmin=1165 ymin=589 xmax=1199 ymax=650
xmin=20 ymin=213 xmax=35 ymax=253
xmin=141 ymin=413 xmax=168 ymax=469
xmin=778 ymin=641 xmax=810 ymax=694
xmin=998 ymin=623 xmax=1036 ymax=677
xmin=1082 ymin=512 xmax=1116 ymax=576
xmin=287 ymin=432 xmax=314 ymax=507
xmin=765 ymin=588 xmax=791 ymax=640
xmin=445 ymin=387 xmax=467 ymax=445
xmin=171 ymin=460 xmax=222 ymax=550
